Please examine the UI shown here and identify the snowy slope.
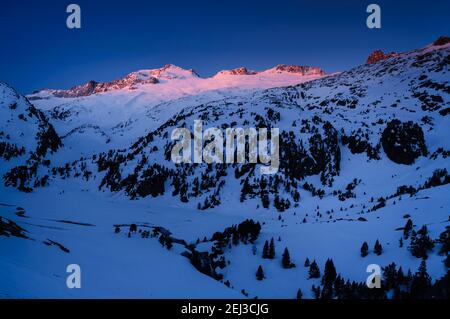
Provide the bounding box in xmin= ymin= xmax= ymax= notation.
xmin=27 ymin=64 xmax=326 ymax=154
xmin=0 ymin=40 xmax=449 ymax=299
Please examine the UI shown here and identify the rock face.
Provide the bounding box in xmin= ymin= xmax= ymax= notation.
xmin=215 ymin=67 xmax=257 ymax=76
xmin=36 ymin=64 xmax=201 ymax=98
xmin=52 ymin=74 xmax=160 ymax=98
xmin=366 ymin=50 xmax=398 ymax=64
xmin=381 ymin=120 xmax=428 ymax=165
xmin=433 ymin=36 xmax=450 ymax=46
xmin=0 ymin=217 xmax=28 ymax=238
xmin=268 ymin=65 xmax=325 ymax=76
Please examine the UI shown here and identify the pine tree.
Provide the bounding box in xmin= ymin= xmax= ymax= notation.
xmin=322 ymin=259 xmax=337 ymax=286
xmin=304 ymin=257 xmax=310 ymax=267
xmin=282 ymin=247 xmax=295 ymax=269
xmin=438 ymin=228 xmax=449 ymax=256
xmin=256 ymin=265 xmax=265 ymax=281
xmin=262 ymin=240 xmax=269 ymax=259
xmin=361 ymin=242 xmax=369 ymax=257
xmin=296 ymin=289 xmax=303 ymax=299
xmin=311 ymin=285 xmax=321 ymax=299
xmin=403 ymin=219 xmax=414 ymax=239
xmin=269 ymin=238 xmax=276 ymax=259
xmin=382 ymin=262 xmax=398 ymax=290
xmin=321 ymin=259 xmax=337 ymax=299
xmin=410 ymin=260 xmax=431 ymax=298
xmin=308 ymin=260 xmax=320 ymax=279
xmin=374 ymin=239 xmax=383 ymax=256
xmin=409 ymin=225 xmax=435 ymax=259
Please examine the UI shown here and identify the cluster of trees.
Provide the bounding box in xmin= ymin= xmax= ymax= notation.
xmin=240 ymin=174 xmax=299 ymax=212
xmin=307 ymin=258 xmax=450 ymax=299
xmin=262 ymin=238 xmax=276 ymax=259
xmin=190 ymin=219 xmax=262 ymax=281
xmin=409 ymin=225 xmax=435 ymax=259
xmin=0 ymin=141 xmax=25 ymax=160
xmin=333 ymin=178 xmax=361 ymax=201
xmin=341 ymin=129 xmax=381 ymax=160
xmin=360 ymin=240 xmax=383 ymax=257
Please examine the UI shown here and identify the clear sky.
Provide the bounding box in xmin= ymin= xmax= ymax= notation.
xmin=1 ymin=0 xmax=449 ymax=94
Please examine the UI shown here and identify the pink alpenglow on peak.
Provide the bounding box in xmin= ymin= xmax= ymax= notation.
xmin=366 ymin=50 xmax=398 ymax=65
xmin=214 ymin=67 xmax=258 ymax=76
xmin=30 ymin=63 xmax=326 ymax=100
xmin=32 ymin=64 xmax=200 ymax=98
xmin=215 ymin=65 xmax=325 ymax=77
xmin=264 ymin=65 xmax=325 ymax=76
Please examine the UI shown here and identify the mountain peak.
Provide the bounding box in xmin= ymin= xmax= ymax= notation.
xmin=214 ymin=67 xmax=257 ymax=76
xmin=263 ymin=65 xmax=325 ymax=76
xmin=432 ymin=35 xmax=450 ymax=46
xmin=136 ymin=64 xmax=200 ymax=80
xmin=366 ymin=50 xmax=398 ymax=65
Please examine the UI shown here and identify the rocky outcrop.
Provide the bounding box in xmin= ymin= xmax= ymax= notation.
xmin=216 ymin=67 xmax=257 ymax=76
xmin=0 ymin=217 xmax=28 ymax=238
xmin=53 ymin=74 xmax=160 ymax=98
xmin=433 ymin=36 xmax=450 ymax=46
xmin=269 ymin=65 xmax=325 ymax=76
xmin=366 ymin=50 xmax=398 ymax=64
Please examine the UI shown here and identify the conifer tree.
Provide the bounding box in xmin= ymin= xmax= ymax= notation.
xmin=296 ymin=289 xmax=303 ymax=299
xmin=322 ymin=259 xmax=337 ymax=286
xmin=409 ymin=225 xmax=435 ymax=259
xmin=304 ymin=257 xmax=310 ymax=267
xmin=282 ymin=247 xmax=295 ymax=269
xmin=403 ymin=219 xmax=414 ymax=239
xmin=410 ymin=260 xmax=431 ymax=298
xmin=309 ymin=260 xmax=320 ymax=279
xmin=321 ymin=259 xmax=337 ymax=299
xmin=256 ymin=265 xmax=265 ymax=281
xmin=269 ymin=238 xmax=275 ymax=259
xmin=262 ymin=240 xmax=269 ymax=259
xmin=311 ymin=285 xmax=321 ymax=299
xmin=438 ymin=228 xmax=449 ymax=256
xmin=374 ymin=239 xmax=383 ymax=256
xmin=361 ymin=241 xmax=369 ymax=257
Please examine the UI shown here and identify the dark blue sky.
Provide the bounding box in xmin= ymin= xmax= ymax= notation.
xmin=1 ymin=0 xmax=449 ymax=94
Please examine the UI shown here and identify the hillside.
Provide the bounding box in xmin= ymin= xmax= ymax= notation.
xmin=0 ymin=40 xmax=449 ymax=299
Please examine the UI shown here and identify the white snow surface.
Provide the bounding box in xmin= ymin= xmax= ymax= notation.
xmin=0 ymin=43 xmax=449 ymax=299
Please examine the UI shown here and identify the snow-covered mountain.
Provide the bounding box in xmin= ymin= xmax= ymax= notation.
xmin=0 ymin=38 xmax=449 ymax=299
xmin=26 ymin=64 xmax=326 ymax=153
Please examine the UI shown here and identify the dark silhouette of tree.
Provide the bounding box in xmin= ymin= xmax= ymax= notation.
xmin=309 ymin=260 xmax=320 ymax=279
xmin=321 ymin=259 xmax=337 ymax=298
xmin=282 ymin=247 xmax=295 ymax=269
xmin=262 ymin=240 xmax=270 ymax=259
xmin=361 ymin=241 xmax=369 ymax=257
xmin=304 ymin=257 xmax=310 ymax=267
xmin=374 ymin=239 xmax=383 ymax=256
xmin=269 ymin=238 xmax=276 ymax=259
xmin=403 ymin=219 xmax=414 ymax=239
xmin=410 ymin=260 xmax=431 ymax=298
xmin=409 ymin=225 xmax=435 ymax=259
xmin=256 ymin=265 xmax=265 ymax=281
xmin=438 ymin=228 xmax=449 ymax=256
